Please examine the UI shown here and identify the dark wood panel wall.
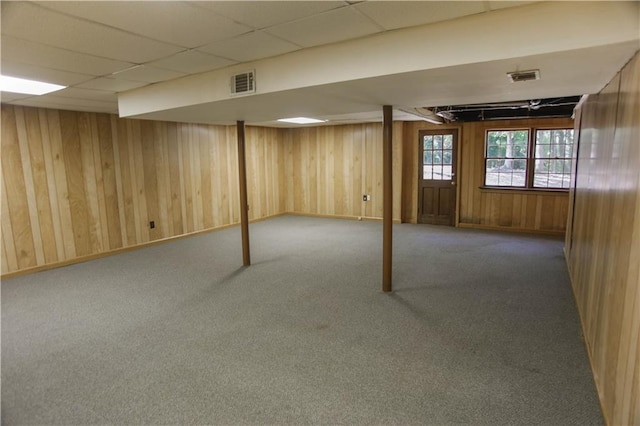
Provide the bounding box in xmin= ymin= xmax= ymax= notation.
xmin=402 ymin=118 xmax=572 ymax=233
xmin=565 ymin=52 xmax=640 ymax=426
xmin=1 ymin=106 xmax=286 ymax=275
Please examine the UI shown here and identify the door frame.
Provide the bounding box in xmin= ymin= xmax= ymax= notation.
xmin=416 ymin=128 xmax=460 ymax=226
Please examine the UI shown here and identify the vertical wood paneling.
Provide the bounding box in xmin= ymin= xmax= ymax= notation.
xmin=46 ymin=110 xmax=76 ymax=259
xmin=287 ymin=123 xmax=402 ymax=220
xmin=24 ymin=107 xmax=57 ymax=264
xmin=215 ymin=127 xmax=230 ymax=226
xmin=154 ymin=122 xmax=171 ymax=238
xmin=180 ymin=124 xmax=194 ymax=234
xmin=88 ymin=114 xmax=110 ymax=252
xmin=166 ymin=123 xmax=183 ymax=235
xmin=352 ymin=125 xmax=363 ymax=217
xmin=138 ymin=120 xmax=160 ymax=240
xmin=1 ymin=176 xmax=19 ymax=273
xmin=60 ymin=111 xmax=92 ymax=257
xmin=1 ymin=106 xmax=284 ymax=276
xmin=392 ymin=122 xmax=403 ymax=221
xmin=97 ymin=114 xmax=122 ymax=249
xmin=128 ymin=120 xmax=145 ymax=242
xmin=77 ymin=113 xmax=103 ymax=253
xmin=199 ymin=125 xmax=213 ymax=229
xmin=14 ymin=107 xmax=45 ymax=265
xmin=115 ymin=119 xmax=137 ymax=246
xmin=190 ymin=125 xmax=202 ymax=232
xmin=565 ymin=52 xmax=640 ymax=426
xmin=402 ymin=118 xmax=571 ymax=232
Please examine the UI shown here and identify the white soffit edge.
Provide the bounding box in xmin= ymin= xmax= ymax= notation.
xmin=118 ymin=1 xmax=640 ymax=119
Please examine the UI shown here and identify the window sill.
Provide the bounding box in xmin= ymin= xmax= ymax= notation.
xmin=479 ymin=186 xmax=569 ymax=195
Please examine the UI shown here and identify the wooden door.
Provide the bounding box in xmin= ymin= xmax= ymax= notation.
xmin=418 ymin=130 xmax=458 ymax=225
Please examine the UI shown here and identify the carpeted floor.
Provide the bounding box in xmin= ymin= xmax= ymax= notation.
xmin=1 ymin=215 xmax=602 ymax=425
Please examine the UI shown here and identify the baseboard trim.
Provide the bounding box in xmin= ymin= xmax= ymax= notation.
xmin=1 ymin=212 xmax=403 ymax=279
xmin=1 ymin=213 xmax=287 ymax=280
xmin=457 ymin=222 xmax=565 ymax=236
xmin=286 ymin=211 xmax=402 ymax=224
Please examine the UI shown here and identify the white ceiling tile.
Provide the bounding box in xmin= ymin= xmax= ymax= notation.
xmin=488 ymin=2 xmax=539 ymax=11
xmin=35 ymin=1 xmax=252 ymax=48
xmin=52 ymin=87 xmax=118 ymax=103
xmin=265 ymin=7 xmax=381 ymax=48
xmin=1 ymin=2 xmax=183 ymax=63
xmin=150 ymin=51 xmax=236 ymax=74
xmin=198 ymin=31 xmax=301 ymax=63
xmin=110 ymin=65 xmax=186 ymax=83
xmin=193 ymin=1 xmax=346 ymax=30
xmin=1 ymin=61 xmax=93 ymax=86
xmin=1 ymin=36 xmax=134 ymax=77
xmin=76 ymin=77 xmax=147 ymax=92
xmin=1 ymin=92 xmax=34 ymax=102
xmin=11 ymin=96 xmax=118 ymax=114
xmin=355 ymin=1 xmax=486 ymax=30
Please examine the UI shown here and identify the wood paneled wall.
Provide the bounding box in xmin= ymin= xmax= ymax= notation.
xmin=1 ymin=105 xmax=286 ymax=275
xmin=1 ymin=106 xmax=576 ymax=276
xmin=284 ymin=123 xmax=403 ymax=221
xmin=458 ymin=118 xmax=572 ymax=233
xmin=402 ymin=118 xmax=572 ymax=233
xmin=565 ymin=52 xmax=640 ymax=426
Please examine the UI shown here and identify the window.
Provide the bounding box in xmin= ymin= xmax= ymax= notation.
xmin=485 ymin=130 xmax=529 ymax=187
xmin=532 ymin=129 xmax=574 ymax=189
xmin=484 ymin=128 xmax=574 ymax=189
xmin=423 ymin=133 xmax=453 ymax=180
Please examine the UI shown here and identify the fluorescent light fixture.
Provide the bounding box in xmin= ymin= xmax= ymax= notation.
xmin=277 ymin=117 xmax=327 ymax=124
xmin=0 ymin=75 xmax=66 ymax=95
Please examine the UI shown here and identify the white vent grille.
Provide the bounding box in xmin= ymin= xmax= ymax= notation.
xmin=231 ymin=70 xmax=255 ymax=95
xmin=507 ymin=69 xmax=540 ymax=83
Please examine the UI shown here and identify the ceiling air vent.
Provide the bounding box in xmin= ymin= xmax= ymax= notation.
xmin=507 ymin=69 xmax=540 ymax=83
xmin=231 ymin=70 xmax=255 ymax=95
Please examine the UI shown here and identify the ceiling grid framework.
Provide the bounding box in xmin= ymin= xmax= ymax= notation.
xmin=1 ymin=1 xmax=638 ymax=124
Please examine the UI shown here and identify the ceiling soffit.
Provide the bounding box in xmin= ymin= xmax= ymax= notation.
xmin=118 ymin=1 xmax=639 ymax=125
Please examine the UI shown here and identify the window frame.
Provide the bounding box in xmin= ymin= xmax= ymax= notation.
xmin=483 ymin=126 xmax=574 ymax=191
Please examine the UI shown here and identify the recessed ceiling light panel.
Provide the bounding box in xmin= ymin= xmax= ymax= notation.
xmin=277 ymin=117 xmax=327 ymax=124
xmin=0 ymin=75 xmax=67 ymax=95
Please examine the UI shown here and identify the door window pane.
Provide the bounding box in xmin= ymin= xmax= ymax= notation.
xmin=433 ymin=135 xmax=442 ymax=149
xmin=423 ymin=133 xmax=454 ymax=180
xmin=424 ymin=136 xmax=433 ymax=149
xmin=443 ymin=134 xmax=453 ymax=149
xmin=424 ymin=151 xmax=432 ymax=164
xmin=443 ymin=151 xmax=452 ymax=165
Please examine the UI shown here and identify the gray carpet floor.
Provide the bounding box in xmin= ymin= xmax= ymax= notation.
xmin=1 ymin=215 xmax=602 ymax=425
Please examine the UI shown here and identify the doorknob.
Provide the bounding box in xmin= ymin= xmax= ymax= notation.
xmin=451 ymin=181 xmax=456 ymax=186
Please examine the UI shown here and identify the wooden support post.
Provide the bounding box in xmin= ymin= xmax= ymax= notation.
xmin=382 ymin=105 xmax=393 ymax=292
xmin=237 ymin=121 xmax=251 ymax=266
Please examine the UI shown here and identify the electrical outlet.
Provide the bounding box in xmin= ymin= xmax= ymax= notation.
xmin=363 ymin=195 xmax=367 ymax=201
xmin=362 ymin=194 xmax=371 ymax=201
xmin=149 ymin=221 xmax=155 ymax=229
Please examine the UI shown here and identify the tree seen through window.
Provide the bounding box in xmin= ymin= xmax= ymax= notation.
xmin=484 ymin=128 xmax=574 ymax=189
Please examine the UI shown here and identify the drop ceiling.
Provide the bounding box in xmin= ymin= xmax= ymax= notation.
xmin=1 ymin=1 xmax=639 ymax=126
